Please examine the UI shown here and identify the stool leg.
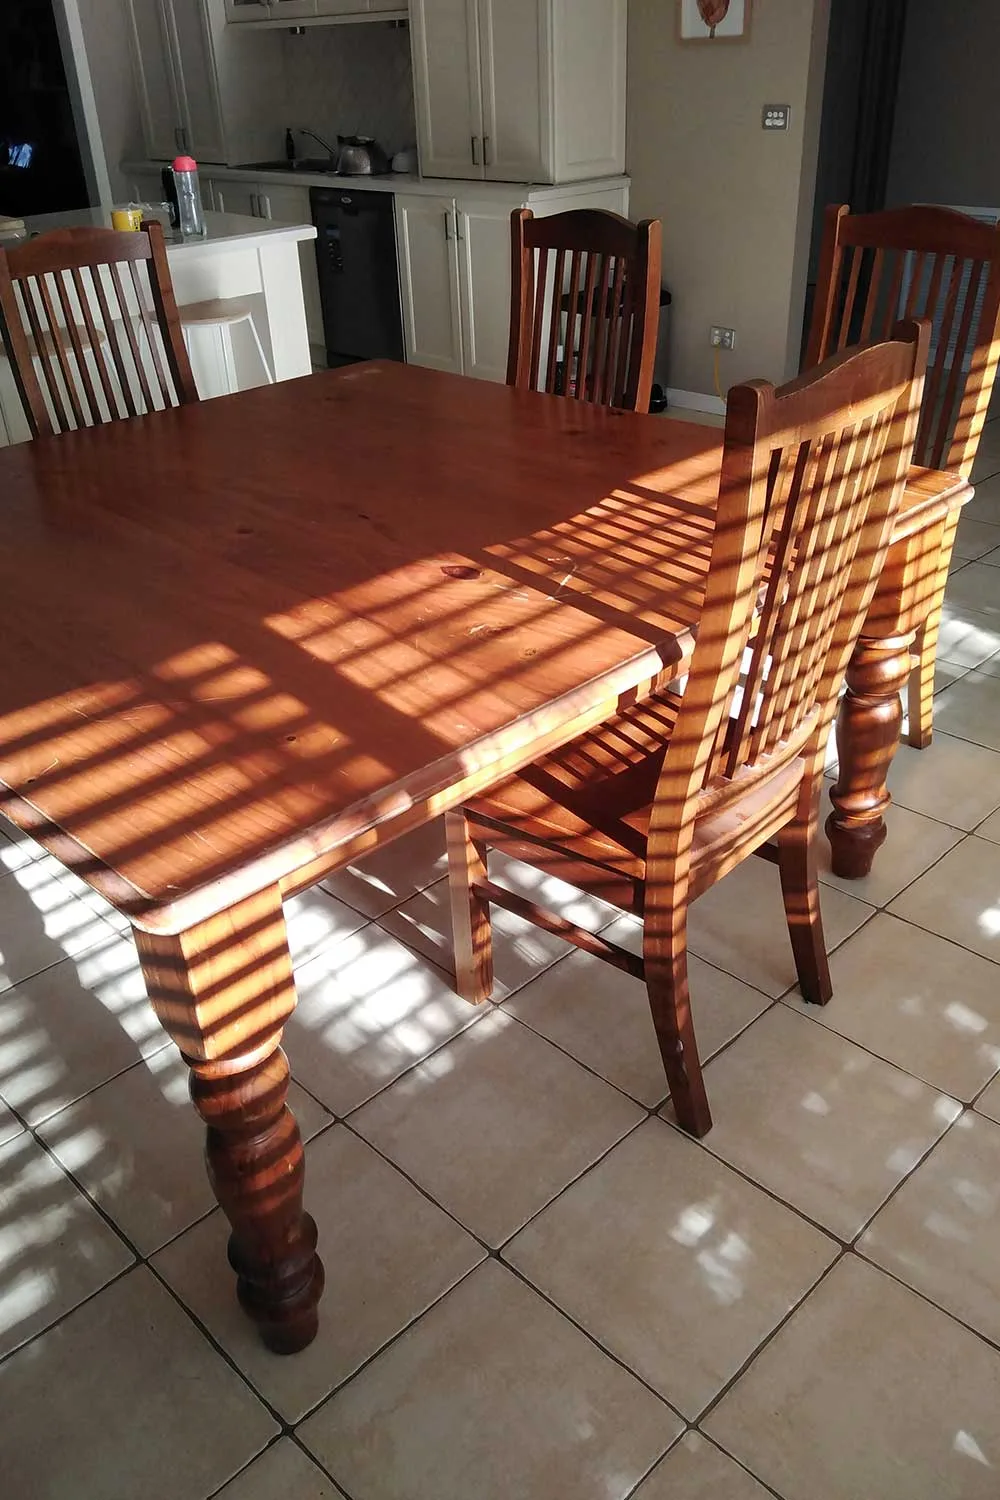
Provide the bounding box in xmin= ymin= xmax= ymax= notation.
xmin=247 ymin=315 xmax=274 ymax=385
xmin=220 ymin=326 xmax=238 ymax=396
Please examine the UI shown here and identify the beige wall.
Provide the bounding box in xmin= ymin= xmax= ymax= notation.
xmin=887 ymin=0 xmax=1000 ymax=211
xmin=627 ymin=0 xmax=830 ymax=399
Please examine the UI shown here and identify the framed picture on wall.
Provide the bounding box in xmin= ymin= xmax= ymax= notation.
xmin=678 ymin=0 xmax=751 ymax=42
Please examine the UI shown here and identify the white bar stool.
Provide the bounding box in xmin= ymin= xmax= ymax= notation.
xmin=180 ymin=298 xmax=273 ymax=394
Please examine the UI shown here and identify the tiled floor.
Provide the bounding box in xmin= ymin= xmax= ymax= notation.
xmin=3 ymin=419 xmax=1000 ymax=1499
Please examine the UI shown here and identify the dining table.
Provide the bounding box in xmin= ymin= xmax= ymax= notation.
xmin=0 ymin=360 xmax=971 ymax=1354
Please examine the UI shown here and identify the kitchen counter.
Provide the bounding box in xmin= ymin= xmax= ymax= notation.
xmin=123 ymin=160 xmax=631 ymax=204
xmin=23 ymin=204 xmax=316 ymax=253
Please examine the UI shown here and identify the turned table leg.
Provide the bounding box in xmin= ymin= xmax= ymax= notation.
xmin=134 ymin=886 xmax=324 ymax=1354
xmin=826 ymin=630 xmax=915 ymax=880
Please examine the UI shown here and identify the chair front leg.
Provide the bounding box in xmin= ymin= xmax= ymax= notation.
xmin=446 ymin=809 xmax=495 ymax=1004
xmin=644 ymin=901 xmax=712 ymax=1137
xmin=776 ymin=801 xmax=833 ymax=1006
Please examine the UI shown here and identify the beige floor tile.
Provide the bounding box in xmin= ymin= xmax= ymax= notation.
xmin=0 ymin=931 xmax=169 ymax=1127
xmin=634 ymin=1433 xmax=773 ymax=1500
xmin=283 ymin=887 xmax=367 ymax=969
xmin=689 ymin=1006 xmax=960 ymax=1239
xmin=966 ymin=467 xmax=1000 ymax=514
xmin=976 ymin=1072 xmax=1000 ymax=1122
xmin=0 ymin=1131 xmax=133 ymax=1359
xmin=818 ymin=800 xmax=961 ymax=906
xmin=0 ymin=1267 xmax=277 ymax=1500
xmin=954 ymin=516 xmax=1000 ymax=561
xmin=981 ymin=545 xmax=1000 ymax=567
xmin=932 ymin=669 xmax=1000 ymax=751
xmin=378 ymin=853 xmax=616 ymax=1000
xmin=0 ymin=857 xmax=117 ymax=994
xmin=283 ymin=924 xmax=484 ymax=1117
xmin=885 ymin=732 xmax=1000 ymax=831
xmin=351 ymin=1009 xmax=644 ymax=1245
xmin=945 ymin=561 xmax=1000 ymax=618
xmin=685 ymin=857 xmax=874 ymax=998
xmin=36 ymin=1049 xmax=331 ymax=1255
xmin=0 ymin=822 xmax=46 ymax=875
xmin=298 ymin=1261 xmax=677 ymax=1500
xmin=506 ymin=1119 xmax=835 ymax=1419
xmin=975 ymin=648 xmax=1000 ymax=678
xmin=320 ymin=818 xmax=447 ymax=919
xmin=889 ymin=836 xmax=1000 ymax=963
xmin=215 ymin=1441 xmax=345 ymax=1499
xmin=153 ymin=1125 xmax=484 ymax=1422
xmin=506 ymin=917 xmax=770 ymax=1107
xmin=935 ymin=606 xmax=1000 ymax=669
xmin=784 ymin=914 xmax=1000 ymax=1101
xmin=0 ymin=1097 xmax=22 ymax=1146
xmin=705 ymin=1256 xmax=1000 ymax=1500
xmin=859 ymin=1112 xmax=1000 ymax=1344
xmin=978 ymin=808 xmax=1000 ymax=843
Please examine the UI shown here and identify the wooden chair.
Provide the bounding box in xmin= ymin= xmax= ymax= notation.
xmin=507 ymin=207 xmax=662 ymax=413
xmin=448 ymin=322 xmax=928 ymax=1137
xmin=0 ymin=220 xmax=198 ymax=438
xmin=806 ymin=203 xmax=1000 ymax=747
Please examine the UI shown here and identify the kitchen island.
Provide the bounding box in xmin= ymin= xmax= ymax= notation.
xmin=0 ymin=208 xmax=317 ymax=444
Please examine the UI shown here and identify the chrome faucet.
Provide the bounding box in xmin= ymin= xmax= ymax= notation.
xmin=291 ymin=127 xmax=339 ymax=162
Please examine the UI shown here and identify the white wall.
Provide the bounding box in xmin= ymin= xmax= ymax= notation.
xmin=64 ymin=0 xmax=144 ymax=201
xmin=627 ymin=0 xmax=831 ymax=399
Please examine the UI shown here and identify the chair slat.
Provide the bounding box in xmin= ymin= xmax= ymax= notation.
xmin=53 ymin=268 xmax=101 ymax=426
xmin=72 ymin=266 xmax=118 ymax=419
xmin=22 ymin=277 xmax=74 ymax=432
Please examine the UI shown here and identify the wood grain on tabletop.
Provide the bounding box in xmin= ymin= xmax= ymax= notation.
xmin=0 ymin=361 xmax=723 ymax=928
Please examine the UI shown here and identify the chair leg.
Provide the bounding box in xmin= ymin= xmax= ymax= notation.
xmin=446 ymin=810 xmax=494 ymax=1004
xmin=777 ymin=817 xmax=832 ymax=1006
xmin=645 ymin=931 xmax=712 ymax=1138
xmin=907 ymin=510 xmax=959 ymax=751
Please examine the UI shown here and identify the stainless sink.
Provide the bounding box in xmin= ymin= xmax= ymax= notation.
xmin=235 ymin=158 xmax=340 ymax=174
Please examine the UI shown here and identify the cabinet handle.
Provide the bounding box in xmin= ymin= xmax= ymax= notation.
xmin=444 ymin=210 xmax=453 ymax=240
xmin=261 ymin=195 xmax=271 ymax=219
xmin=455 ymin=210 xmax=464 ymax=242
xmin=471 ymin=135 xmax=480 ymax=166
xmin=483 ymin=136 xmax=491 ymax=167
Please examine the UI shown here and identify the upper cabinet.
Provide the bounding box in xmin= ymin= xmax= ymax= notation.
xmin=128 ymin=0 xmax=287 ymax=164
xmin=410 ymin=0 xmax=626 ymax=184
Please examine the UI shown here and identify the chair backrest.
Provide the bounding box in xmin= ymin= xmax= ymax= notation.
xmin=805 ymin=203 xmax=1000 ymax=476
xmin=507 ymin=207 xmax=662 ymax=413
xmin=647 ymin=321 xmax=929 ymax=874
xmin=0 ymin=220 xmax=198 ymax=438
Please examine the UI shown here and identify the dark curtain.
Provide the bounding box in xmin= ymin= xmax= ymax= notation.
xmin=847 ymin=0 xmax=910 ymax=212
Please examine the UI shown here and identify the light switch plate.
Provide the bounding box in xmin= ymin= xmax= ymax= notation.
xmin=762 ymin=104 xmax=791 ymax=130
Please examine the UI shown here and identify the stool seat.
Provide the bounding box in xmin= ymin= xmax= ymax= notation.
xmin=180 ymin=298 xmax=258 ymax=327
xmin=26 ymin=324 xmax=107 ymax=357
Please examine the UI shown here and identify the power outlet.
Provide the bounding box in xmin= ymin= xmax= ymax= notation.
xmin=710 ymin=326 xmax=736 ymax=351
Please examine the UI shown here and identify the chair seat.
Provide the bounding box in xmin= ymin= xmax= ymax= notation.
xmin=466 ymin=687 xmax=805 ymax=910
xmin=180 ymin=298 xmax=257 ymax=327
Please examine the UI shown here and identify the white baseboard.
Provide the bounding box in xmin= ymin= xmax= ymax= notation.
xmin=666 ymin=387 xmax=727 ymax=415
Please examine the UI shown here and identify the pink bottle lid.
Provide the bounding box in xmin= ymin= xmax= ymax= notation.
xmin=172 ymin=156 xmax=198 ymax=172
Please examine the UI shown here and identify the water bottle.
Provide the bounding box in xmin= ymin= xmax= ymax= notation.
xmin=171 ymin=155 xmax=205 ymax=238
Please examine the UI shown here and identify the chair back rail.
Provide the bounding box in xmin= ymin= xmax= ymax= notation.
xmin=507 ymin=208 xmax=662 ymax=413
xmin=805 ymin=203 xmax=1000 ymax=476
xmin=0 ymin=221 xmax=197 ymax=438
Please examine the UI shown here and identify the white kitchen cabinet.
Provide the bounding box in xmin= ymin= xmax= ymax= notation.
xmin=410 ymin=0 xmax=626 ymax=184
xmin=126 ymin=0 xmax=225 ymax=162
xmin=226 ymin=0 xmax=406 ymax=20
xmin=256 ymin=184 xmax=324 ymax=355
xmin=456 ymin=199 xmax=514 ymax=382
xmin=212 ymin=180 xmax=260 ymax=217
xmin=394 ymin=195 xmax=464 ymax=375
xmin=395 ymin=179 xmax=629 ymax=382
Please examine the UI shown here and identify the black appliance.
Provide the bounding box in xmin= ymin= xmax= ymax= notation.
xmin=310 ymin=186 xmax=404 ymax=368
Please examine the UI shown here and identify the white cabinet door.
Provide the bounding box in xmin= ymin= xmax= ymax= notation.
xmin=456 ymin=198 xmax=516 ymax=382
xmin=168 ymin=0 xmax=227 ymax=163
xmin=478 ymin=0 xmax=551 ymax=183
xmin=394 ymin=195 xmax=464 ymax=374
xmin=410 ymin=0 xmax=485 ymax=180
xmin=213 ymin=180 xmax=261 ymax=216
xmin=127 ymin=0 xmax=181 ymax=160
xmin=269 ymin=0 xmax=318 ymax=18
xmin=313 ymin=0 xmax=362 ymax=12
xmin=258 ymin=184 xmax=324 ymax=352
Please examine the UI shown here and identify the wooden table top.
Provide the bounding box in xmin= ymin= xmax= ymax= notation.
xmin=0 ymin=361 xmax=969 ymax=933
